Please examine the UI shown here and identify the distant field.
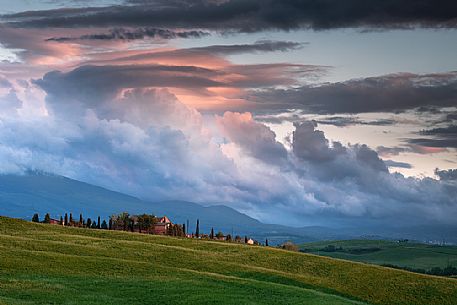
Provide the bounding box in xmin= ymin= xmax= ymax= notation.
xmin=0 ymin=217 xmax=456 ymax=305
xmin=300 ymin=239 xmax=457 ymax=271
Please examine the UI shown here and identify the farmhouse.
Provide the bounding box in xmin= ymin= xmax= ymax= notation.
xmin=49 ymin=218 xmax=61 ymax=225
xmin=153 ymin=216 xmax=172 ymax=235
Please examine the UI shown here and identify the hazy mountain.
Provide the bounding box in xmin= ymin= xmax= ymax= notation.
xmin=0 ymin=173 xmax=455 ymax=244
xmin=0 ymin=173 xmax=318 ymax=243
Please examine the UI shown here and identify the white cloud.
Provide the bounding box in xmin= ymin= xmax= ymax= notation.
xmin=0 ymin=73 xmax=456 ymax=229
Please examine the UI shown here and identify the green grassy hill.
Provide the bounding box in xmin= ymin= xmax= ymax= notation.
xmin=300 ymin=240 xmax=457 ymax=270
xmin=0 ymin=217 xmax=456 ymax=305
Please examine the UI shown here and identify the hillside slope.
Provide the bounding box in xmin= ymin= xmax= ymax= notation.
xmin=301 ymin=240 xmax=457 ymax=270
xmin=0 ymin=217 xmax=456 ymax=305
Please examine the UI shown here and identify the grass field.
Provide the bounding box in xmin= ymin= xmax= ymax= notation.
xmin=0 ymin=217 xmax=456 ymax=305
xmin=300 ymin=239 xmax=457 ymax=270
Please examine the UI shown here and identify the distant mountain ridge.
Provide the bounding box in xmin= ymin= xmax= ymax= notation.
xmin=0 ymin=173 xmax=318 ymax=243
xmin=1 ymin=173 xmax=456 ymax=244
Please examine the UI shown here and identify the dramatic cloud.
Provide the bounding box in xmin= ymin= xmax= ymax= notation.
xmin=1 ymin=79 xmax=456 ymax=228
xmin=33 ymin=62 xmax=327 ymax=113
xmin=405 ymin=125 xmax=457 ymax=148
xmin=248 ymin=72 xmax=457 ymax=114
xmin=46 ymin=27 xmax=210 ymax=41
xmin=1 ymin=0 xmax=456 ymax=233
xmin=384 ymin=160 xmax=413 ymax=169
xmin=435 ymin=168 xmax=457 ymax=181
xmin=377 ymin=144 xmax=448 ymax=157
xmin=3 ymin=0 xmax=457 ymax=31
xmin=314 ymin=116 xmax=396 ymax=127
xmin=114 ymin=40 xmax=305 ymax=61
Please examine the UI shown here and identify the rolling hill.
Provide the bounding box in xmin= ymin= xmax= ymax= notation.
xmin=0 ymin=217 xmax=456 ymax=305
xmin=300 ymin=240 xmax=457 ymax=271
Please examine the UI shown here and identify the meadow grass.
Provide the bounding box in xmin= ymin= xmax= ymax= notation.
xmin=300 ymin=239 xmax=457 ymax=270
xmin=0 ymin=217 xmax=456 ymax=305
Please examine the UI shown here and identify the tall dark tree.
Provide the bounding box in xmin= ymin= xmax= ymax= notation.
xmin=182 ymin=223 xmax=186 ymax=236
xmin=97 ymin=216 xmax=101 ymax=229
xmin=108 ymin=218 xmax=113 ymax=230
xmin=245 ymin=236 xmax=248 ymax=244
xmin=79 ymin=214 xmax=83 ymax=226
xmin=226 ymin=234 xmax=232 ymax=242
xmin=196 ymin=219 xmax=200 ymax=238
xmin=101 ymin=220 xmax=108 ymax=230
xmin=64 ymin=213 xmax=68 ymax=226
xmin=32 ymin=213 xmax=39 ymax=223
xmin=69 ymin=213 xmax=73 ymax=225
xmin=43 ymin=213 xmax=51 ymax=224
xmin=86 ymin=218 xmax=92 ymax=228
xmin=210 ymin=227 xmax=214 ymax=239
xmin=129 ymin=217 xmax=134 ymax=232
xmin=91 ymin=221 xmax=97 ymax=229
xmin=60 ymin=216 xmax=63 ymax=225
xmin=265 ymin=239 xmax=269 ymax=247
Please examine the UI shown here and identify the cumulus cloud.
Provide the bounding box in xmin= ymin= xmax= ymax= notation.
xmin=0 ymin=65 xmax=456 ymax=229
xmin=4 ymin=0 xmax=457 ymax=31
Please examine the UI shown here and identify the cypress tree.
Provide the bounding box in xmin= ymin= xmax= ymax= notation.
xmin=86 ymin=218 xmax=92 ymax=228
xmin=32 ymin=213 xmax=39 ymax=223
xmin=182 ymin=223 xmax=186 ymax=236
xmin=101 ymin=220 xmax=108 ymax=230
xmin=210 ymin=227 xmax=214 ymax=239
xmin=60 ymin=216 xmax=63 ymax=225
xmin=109 ymin=218 xmax=113 ymax=230
xmin=91 ymin=221 xmax=97 ymax=229
xmin=79 ymin=214 xmax=83 ymax=226
xmin=69 ymin=213 xmax=73 ymax=225
xmin=244 ymin=236 xmax=248 ymax=243
xmin=195 ymin=219 xmax=200 ymax=238
xmin=43 ymin=213 xmax=51 ymax=224
xmin=64 ymin=213 xmax=68 ymax=226
xmin=265 ymin=239 xmax=269 ymax=247
xmin=97 ymin=216 xmax=101 ymax=229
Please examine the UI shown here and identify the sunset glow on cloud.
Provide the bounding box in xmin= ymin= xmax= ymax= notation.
xmin=0 ymin=0 xmax=456 ymax=229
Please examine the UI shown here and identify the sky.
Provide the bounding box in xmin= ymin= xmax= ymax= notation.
xmin=0 ymin=0 xmax=456 ymax=228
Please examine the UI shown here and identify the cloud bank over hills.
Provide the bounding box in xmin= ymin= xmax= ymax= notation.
xmin=0 ymin=66 xmax=456 ymax=228
xmin=0 ymin=0 xmax=456 ymax=232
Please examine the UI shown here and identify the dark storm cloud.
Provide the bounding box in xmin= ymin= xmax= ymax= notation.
xmin=3 ymin=0 xmax=457 ymax=30
xmin=33 ymin=65 xmax=225 ymax=109
xmin=46 ymin=27 xmax=210 ymax=42
xmin=247 ymin=72 xmax=457 ymax=114
xmin=384 ymin=160 xmax=413 ymax=169
xmin=435 ymin=168 xmax=457 ymax=180
xmin=405 ymin=125 xmax=457 ymax=148
xmin=113 ymin=40 xmax=305 ymax=62
xmin=315 ymin=116 xmax=396 ymax=127
xmin=421 ymin=125 xmax=457 ymax=136
xmin=407 ymin=138 xmax=457 ymax=148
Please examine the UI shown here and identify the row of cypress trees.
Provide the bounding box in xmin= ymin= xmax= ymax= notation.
xmin=31 ymin=213 xmax=109 ymax=229
xmin=31 ymin=214 xmax=270 ymax=246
